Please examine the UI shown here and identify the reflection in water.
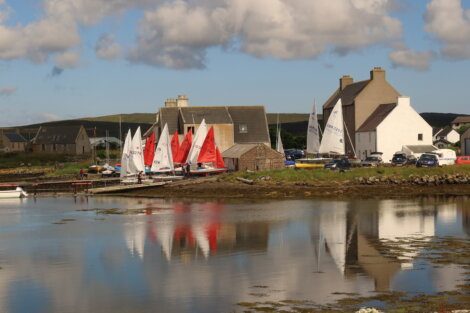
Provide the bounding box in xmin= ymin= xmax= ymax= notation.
xmin=0 ymin=197 xmax=468 ymax=313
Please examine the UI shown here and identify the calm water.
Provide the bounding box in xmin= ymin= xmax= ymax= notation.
xmin=0 ymin=196 xmax=469 ymax=313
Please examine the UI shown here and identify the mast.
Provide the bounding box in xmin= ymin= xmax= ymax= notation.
xmin=119 ymin=115 xmax=122 ymax=157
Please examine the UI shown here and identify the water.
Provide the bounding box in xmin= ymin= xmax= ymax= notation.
xmin=0 ymin=196 xmax=469 ymax=313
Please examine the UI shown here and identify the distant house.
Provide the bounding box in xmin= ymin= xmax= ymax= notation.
xmin=451 ymin=116 xmax=470 ymax=130
xmin=147 ymin=95 xmax=271 ymax=152
xmin=32 ymin=125 xmax=91 ymax=155
xmin=323 ymin=67 xmax=401 ymax=155
xmin=89 ymin=137 xmax=122 ymax=148
xmin=355 ymin=97 xmax=433 ymax=162
xmin=433 ymin=126 xmax=460 ymax=144
xmin=462 ymin=128 xmax=470 ymax=156
xmin=0 ymin=132 xmax=27 ymax=152
xmin=222 ymin=143 xmax=284 ymax=171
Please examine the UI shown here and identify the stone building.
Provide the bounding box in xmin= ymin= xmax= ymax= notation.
xmin=32 ymin=125 xmax=91 ymax=155
xmin=147 ymin=95 xmax=271 ymax=152
xmin=323 ymin=67 xmax=400 ymax=155
xmin=0 ymin=132 xmax=27 ymax=152
xmin=222 ymin=143 xmax=284 ymax=171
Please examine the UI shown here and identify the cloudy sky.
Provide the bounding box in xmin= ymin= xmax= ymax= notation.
xmin=0 ymin=0 xmax=469 ymax=126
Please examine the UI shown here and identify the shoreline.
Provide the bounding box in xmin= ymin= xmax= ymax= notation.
xmin=124 ymin=178 xmax=470 ymax=200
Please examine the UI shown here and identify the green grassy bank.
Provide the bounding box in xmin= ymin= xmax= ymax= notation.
xmin=224 ymin=165 xmax=470 ymax=183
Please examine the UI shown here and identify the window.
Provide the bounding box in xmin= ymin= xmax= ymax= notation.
xmin=418 ymin=133 xmax=423 ymax=141
xmin=187 ymin=126 xmax=195 ymax=134
xmin=368 ymin=132 xmax=371 ymax=143
xmin=239 ymin=124 xmax=248 ymax=133
xmin=42 ymin=144 xmax=45 ymax=151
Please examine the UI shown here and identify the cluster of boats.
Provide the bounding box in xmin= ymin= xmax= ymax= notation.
xmin=119 ymin=119 xmax=226 ymax=184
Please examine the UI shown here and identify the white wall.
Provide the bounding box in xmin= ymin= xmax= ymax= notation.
xmin=446 ymin=130 xmax=460 ymax=144
xmin=355 ymin=131 xmax=376 ymax=160
xmin=376 ymin=97 xmax=433 ymax=163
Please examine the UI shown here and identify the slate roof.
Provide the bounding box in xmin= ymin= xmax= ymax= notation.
xmin=452 ymin=116 xmax=470 ymax=124
xmin=4 ymin=133 xmax=27 ymax=143
xmin=323 ymin=80 xmax=370 ymax=109
xmin=222 ymin=143 xmax=258 ymax=158
xmin=180 ymin=107 xmax=232 ymax=125
xmin=34 ymin=125 xmax=84 ymax=145
xmin=228 ymin=106 xmax=270 ymax=144
xmin=159 ymin=107 xmax=180 ymax=134
xmin=437 ymin=126 xmax=455 ymax=137
xmin=356 ymin=103 xmax=397 ymax=132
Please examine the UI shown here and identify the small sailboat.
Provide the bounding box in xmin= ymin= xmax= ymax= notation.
xmin=186 ymin=119 xmax=208 ymax=165
xmin=120 ymin=130 xmax=132 ymax=179
xmin=151 ymin=124 xmax=183 ymax=182
xmin=190 ymin=126 xmax=227 ymax=175
xmin=295 ymin=102 xmax=332 ymax=169
xmin=319 ymin=99 xmax=345 ymax=155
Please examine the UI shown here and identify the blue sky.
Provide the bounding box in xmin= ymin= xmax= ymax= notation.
xmin=0 ymin=0 xmax=469 ymax=126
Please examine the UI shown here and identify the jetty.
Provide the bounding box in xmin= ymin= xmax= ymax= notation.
xmin=88 ymin=182 xmax=166 ymax=195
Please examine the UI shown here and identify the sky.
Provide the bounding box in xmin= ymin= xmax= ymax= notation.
xmin=0 ymin=0 xmax=469 ymax=127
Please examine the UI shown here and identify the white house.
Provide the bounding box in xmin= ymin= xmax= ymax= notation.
xmin=433 ymin=126 xmax=460 ymax=144
xmin=355 ymin=96 xmax=433 ymax=162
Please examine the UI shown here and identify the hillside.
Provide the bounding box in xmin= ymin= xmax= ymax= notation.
xmin=420 ymin=112 xmax=468 ymax=128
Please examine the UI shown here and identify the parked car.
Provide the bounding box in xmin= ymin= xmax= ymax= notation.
xmin=391 ymin=153 xmax=416 ymax=166
xmin=416 ymin=153 xmax=439 ymax=167
xmin=431 ymin=149 xmax=457 ymax=166
xmin=361 ymin=155 xmax=383 ymax=167
xmin=284 ymin=149 xmax=305 ymax=160
xmin=456 ymin=156 xmax=470 ymax=165
xmin=324 ymin=158 xmax=351 ymax=171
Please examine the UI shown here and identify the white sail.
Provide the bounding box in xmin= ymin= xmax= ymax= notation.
xmin=306 ymin=103 xmax=321 ymax=154
xmin=276 ymin=129 xmax=284 ymax=156
xmin=186 ymin=119 xmax=208 ymax=164
xmin=151 ymin=123 xmax=174 ymax=172
xmin=319 ymin=99 xmax=345 ymax=155
xmin=320 ymin=203 xmax=348 ymax=275
xmin=156 ymin=221 xmax=174 ymax=261
xmin=120 ymin=130 xmax=132 ymax=178
xmin=129 ymin=127 xmax=145 ymax=175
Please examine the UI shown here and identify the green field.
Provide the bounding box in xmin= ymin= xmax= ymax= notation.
xmin=224 ymin=165 xmax=470 ymax=183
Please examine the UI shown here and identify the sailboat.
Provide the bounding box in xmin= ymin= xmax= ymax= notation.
xmin=190 ymin=126 xmax=227 ymax=175
xmin=120 ymin=130 xmax=132 ymax=178
xmin=186 ymin=119 xmax=208 ymax=165
xmin=295 ymin=102 xmax=329 ymax=169
xmin=150 ymin=124 xmax=184 ymax=181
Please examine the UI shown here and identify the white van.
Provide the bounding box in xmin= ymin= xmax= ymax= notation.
xmin=430 ymin=149 xmax=457 ymax=166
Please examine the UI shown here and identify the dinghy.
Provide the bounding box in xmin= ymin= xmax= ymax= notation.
xmin=190 ymin=126 xmax=227 ymax=175
xmin=0 ymin=185 xmax=28 ymax=199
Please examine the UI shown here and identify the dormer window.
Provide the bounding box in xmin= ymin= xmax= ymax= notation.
xmin=239 ymin=124 xmax=248 ymax=133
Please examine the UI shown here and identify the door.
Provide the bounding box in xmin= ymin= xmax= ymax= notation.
xmin=465 ymin=139 xmax=470 ymax=155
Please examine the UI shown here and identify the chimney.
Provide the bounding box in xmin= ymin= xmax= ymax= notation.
xmin=370 ymin=67 xmax=385 ymax=81
xmin=339 ymin=75 xmax=353 ymax=91
xmin=164 ymin=98 xmax=177 ymax=108
xmin=176 ymin=95 xmax=189 ymax=107
xmin=397 ymin=96 xmax=410 ymax=107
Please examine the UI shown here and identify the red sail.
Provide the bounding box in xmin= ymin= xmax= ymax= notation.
xmin=143 ymin=132 xmax=156 ymax=167
xmin=198 ymin=127 xmax=216 ymax=163
xmin=171 ymin=131 xmax=180 ymax=162
xmin=174 ymin=131 xmax=192 ymax=164
xmin=215 ymin=147 xmax=225 ymax=168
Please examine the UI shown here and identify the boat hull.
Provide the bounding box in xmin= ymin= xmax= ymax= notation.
xmin=0 ymin=190 xmax=27 ymax=199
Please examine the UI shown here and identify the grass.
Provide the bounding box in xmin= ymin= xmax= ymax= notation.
xmin=46 ymin=161 xmax=90 ymax=177
xmin=223 ymin=165 xmax=470 ymax=183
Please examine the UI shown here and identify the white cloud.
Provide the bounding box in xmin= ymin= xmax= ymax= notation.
xmin=0 ymin=86 xmax=16 ymax=96
xmin=425 ymin=0 xmax=470 ymax=59
xmin=95 ymin=34 xmax=121 ymax=60
xmin=0 ymin=109 xmax=61 ymax=127
xmin=55 ymin=50 xmax=80 ymax=69
xmin=129 ymin=0 xmax=402 ymax=69
xmin=389 ymin=48 xmax=434 ymax=71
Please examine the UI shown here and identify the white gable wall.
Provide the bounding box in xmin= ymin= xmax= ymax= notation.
xmin=376 ymin=97 xmax=432 ymax=162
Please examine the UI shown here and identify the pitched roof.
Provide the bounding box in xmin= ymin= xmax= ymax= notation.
xmin=437 ymin=126 xmax=456 ymax=137
xmin=403 ymin=145 xmax=437 ymax=153
xmin=357 ymin=103 xmax=397 ymax=132
xmin=180 ymin=107 xmax=232 ymax=124
xmin=323 ymin=80 xmax=370 ymax=109
xmin=4 ymin=133 xmax=27 ymax=143
xmin=228 ymin=106 xmax=270 ymax=144
xmin=34 ymin=125 xmax=84 ymax=145
xmin=433 ymin=127 xmax=443 ymax=136
xmin=222 ymin=143 xmax=258 ymax=158
xmin=452 ymin=116 xmax=470 ymax=124
xmin=159 ymin=107 xmax=180 ymax=134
